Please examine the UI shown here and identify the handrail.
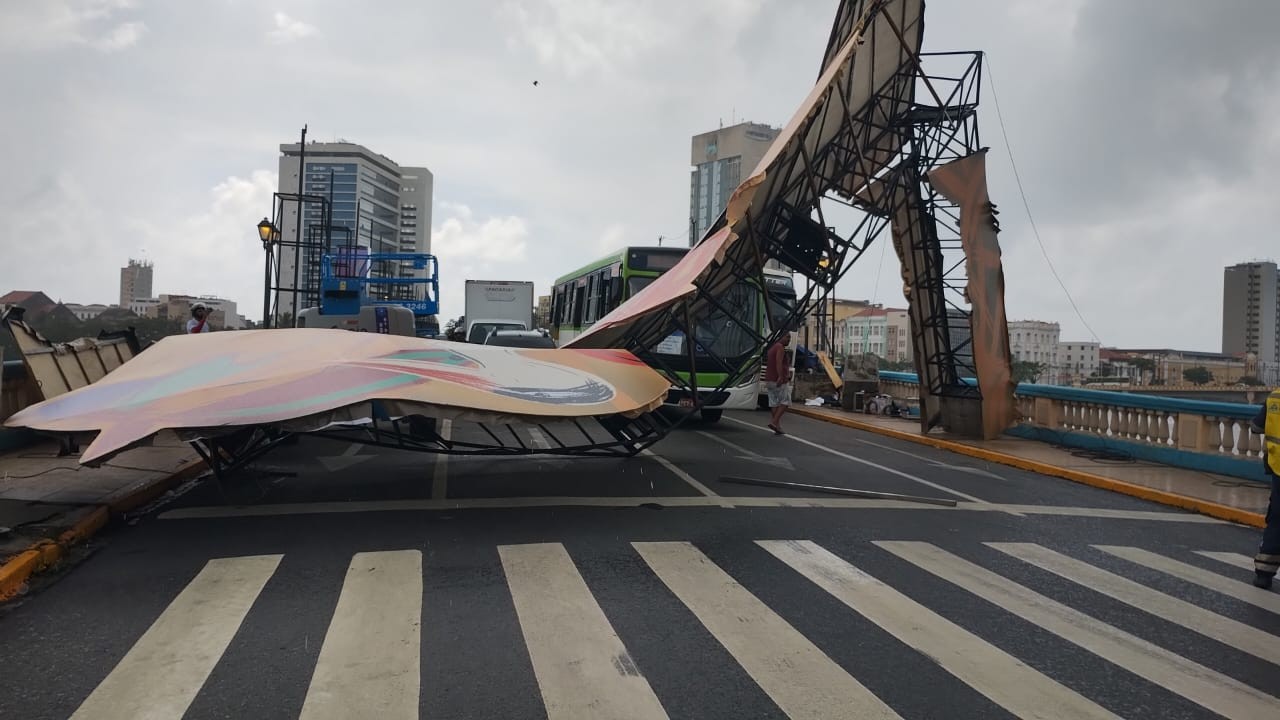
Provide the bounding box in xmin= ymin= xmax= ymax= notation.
xmin=878 ymin=371 xmax=1262 ymax=419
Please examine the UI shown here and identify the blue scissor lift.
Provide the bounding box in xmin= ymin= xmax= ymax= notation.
xmin=319 ymin=250 xmax=440 ymax=337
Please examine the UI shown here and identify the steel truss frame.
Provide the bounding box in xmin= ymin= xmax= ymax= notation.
xmin=612 ymin=1 xmax=988 ymax=430
xmin=187 ymin=408 xmax=674 ymax=482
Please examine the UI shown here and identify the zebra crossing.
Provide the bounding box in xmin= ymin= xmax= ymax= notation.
xmin=65 ymin=541 xmax=1279 ymax=719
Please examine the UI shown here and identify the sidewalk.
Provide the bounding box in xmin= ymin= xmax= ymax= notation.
xmin=0 ymin=431 xmax=205 ymax=599
xmin=791 ymin=406 xmax=1270 ymax=527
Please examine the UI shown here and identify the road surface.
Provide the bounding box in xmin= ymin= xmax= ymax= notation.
xmin=0 ymin=410 xmax=1276 ymax=719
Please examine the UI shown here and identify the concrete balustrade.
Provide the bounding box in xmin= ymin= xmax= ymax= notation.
xmin=875 ymin=371 xmax=1270 ymax=482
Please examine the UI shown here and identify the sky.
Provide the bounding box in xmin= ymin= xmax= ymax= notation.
xmin=1 ymin=0 xmax=1277 ymax=352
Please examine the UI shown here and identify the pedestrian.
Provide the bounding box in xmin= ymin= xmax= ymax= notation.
xmin=1251 ymin=388 xmax=1280 ymax=589
xmin=186 ymin=302 xmax=213 ymax=334
xmin=765 ymin=331 xmax=793 ymax=435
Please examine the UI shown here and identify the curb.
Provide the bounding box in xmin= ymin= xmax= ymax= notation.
xmin=0 ymin=458 xmax=208 ymax=601
xmin=790 ymin=407 xmax=1267 ymax=529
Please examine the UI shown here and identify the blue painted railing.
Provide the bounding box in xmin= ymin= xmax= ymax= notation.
xmin=877 ymin=371 xmax=1268 ymax=482
xmin=877 ymin=371 xmax=1261 ymax=417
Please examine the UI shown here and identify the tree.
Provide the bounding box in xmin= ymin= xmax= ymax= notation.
xmin=1237 ymin=375 xmax=1264 ymax=386
xmin=1011 ymin=360 xmax=1046 ymax=384
xmin=1182 ymin=366 xmax=1213 ymax=385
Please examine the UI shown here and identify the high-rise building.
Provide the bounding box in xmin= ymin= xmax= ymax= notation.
xmin=119 ymin=258 xmax=153 ymax=308
xmin=276 ymin=141 xmax=433 ymax=316
xmin=1222 ymin=260 xmax=1279 ymax=371
xmin=689 ymin=121 xmax=780 ymax=246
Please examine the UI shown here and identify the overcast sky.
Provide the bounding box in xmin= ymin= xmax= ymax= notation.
xmin=1 ymin=0 xmax=1276 ymax=351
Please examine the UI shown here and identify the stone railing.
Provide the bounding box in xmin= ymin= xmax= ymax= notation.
xmin=876 ymin=371 xmax=1269 ymax=481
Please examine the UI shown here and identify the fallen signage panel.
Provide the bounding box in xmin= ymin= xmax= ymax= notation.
xmin=4 ymin=329 xmax=672 ymax=465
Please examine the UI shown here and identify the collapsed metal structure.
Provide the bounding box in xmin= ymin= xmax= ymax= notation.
xmin=5 ymin=0 xmax=1015 ymax=484
xmin=570 ymin=0 xmax=1014 ymax=438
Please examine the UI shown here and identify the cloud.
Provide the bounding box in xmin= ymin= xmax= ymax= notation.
xmin=0 ymin=0 xmax=145 ymax=53
xmin=430 ymin=202 xmax=531 ymax=319
xmin=92 ymin=21 xmax=146 ymax=51
xmin=267 ymin=12 xmax=318 ymax=44
xmin=118 ymin=170 xmax=277 ymax=320
xmin=4 ymin=0 xmax=1278 ymax=355
xmin=497 ymin=0 xmax=764 ymax=77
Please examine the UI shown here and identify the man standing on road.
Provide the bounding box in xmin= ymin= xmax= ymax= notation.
xmin=765 ymin=332 xmax=792 ymax=435
xmin=1251 ymin=388 xmax=1280 ymax=589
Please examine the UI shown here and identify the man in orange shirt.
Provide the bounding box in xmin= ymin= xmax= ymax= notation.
xmin=764 ymin=333 xmax=792 ymax=435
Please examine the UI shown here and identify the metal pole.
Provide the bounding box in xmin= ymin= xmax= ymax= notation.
xmin=262 ymin=239 xmax=272 ymax=329
xmin=291 ymin=125 xmax=307 ymax=321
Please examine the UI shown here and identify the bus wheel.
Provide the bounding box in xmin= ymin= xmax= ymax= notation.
xmin=700 ymin=409 xmax=723 ymax=423
xmin=757 ymin=395 xmax=769 ymax=410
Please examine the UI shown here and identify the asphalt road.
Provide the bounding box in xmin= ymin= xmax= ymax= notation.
xmin=0 ymin=410 xmax=1277 ymax=719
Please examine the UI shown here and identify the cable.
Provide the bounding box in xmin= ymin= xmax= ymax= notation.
xmin=986 ymin=60 xmax=1100 ymax=344
xmin=870 ymin=231 xmax=889 ymax=304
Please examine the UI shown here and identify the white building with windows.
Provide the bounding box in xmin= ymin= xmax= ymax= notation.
xmin=1009 ymin=320 xmax=1060 ymax=382
xmin=837 ymin=308 xmax=889 ymax=359
xmin=1056 ymin=340 xmax=1100 ymax=385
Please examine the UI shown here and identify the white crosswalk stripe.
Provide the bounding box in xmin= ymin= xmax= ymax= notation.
xmin=760 ymin=540 xmax=1119 ymax=720
xmin=67 ymin=541 xmax=1280 ymax=720
xmin=878 ymin=541 xmax=1280 ymax=720
xmin=300 ymin=550 xmax=423 ymax=720
xmin=1196 ymin=550 xmax=1257 ymax=571
xmin=1094 ymin=545 xmax=1280 ymax=614
xmin=70 ymin=554 xmax=282 ymax=720
xmin=635 ymin=541 xmax=901 ymax=720
xmin=499 ymin=542 xmax=668 ymax=720
xmin=990 ymin=542 xmax=1280 ymax=666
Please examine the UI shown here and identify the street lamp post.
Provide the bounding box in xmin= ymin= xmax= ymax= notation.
xmin=258 ymin=217 xmax=280 ymax=328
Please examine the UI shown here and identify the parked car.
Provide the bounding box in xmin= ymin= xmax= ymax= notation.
xmin=483 ymin=329 xmax=556 ymax=349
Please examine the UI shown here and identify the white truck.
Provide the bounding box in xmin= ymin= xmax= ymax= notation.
xmin=463 ymin=280 xmax=535 ymax=344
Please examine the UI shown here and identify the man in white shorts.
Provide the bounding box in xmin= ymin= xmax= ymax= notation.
xmin=764 ymin=332 xmax=792 ymax=435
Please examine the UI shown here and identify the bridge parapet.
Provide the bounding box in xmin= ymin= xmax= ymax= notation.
xmin=876 ymin=371 xmax=1268 ymax=481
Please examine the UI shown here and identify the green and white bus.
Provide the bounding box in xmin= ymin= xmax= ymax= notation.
xmin=551 ymin=246 xmax=776 ymax=422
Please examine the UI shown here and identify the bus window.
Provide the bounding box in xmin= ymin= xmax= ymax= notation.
xmin=585 ymin=275 xmax=597 ymax=323
xmin=595 ymin=269 xmax=611 ymax=316
xmin=572 ymin=283 xmax=585 ymax=326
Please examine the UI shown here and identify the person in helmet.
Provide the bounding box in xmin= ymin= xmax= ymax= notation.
xmin=187 ymin=302 xmax=214 ymax=334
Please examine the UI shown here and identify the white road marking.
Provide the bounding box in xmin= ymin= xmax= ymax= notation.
xmin=317 ymin=443 xmax=371 ymax=472
xmin=70 ymin=555 xmax=282 ymax=720
xmin=499 ymin=543 xmax=668 ymax=720
xmin=724 ymin=416 xmax=1002 ymax=509
xmin=299 ymin=550 xmax=422 ymax=720
xmin=634 ymin=541 xmax=901 ymax=720
xmin=694 ymin=430 xmax=795 ymax=471
xmin=878 ymin=541 xmax=1280 ymax=720
xmin=1195 ymin=551 xmax=1256 ymax=571
xmin=989 ymin=543 xmax=1280 ymax=666
xmin=639 ymin=449 xmax=733 ymax=508
xmin=761 ymin=540 xmax=1118 ymax=720
xmin=1094 ymin=545 xmax=1280 ymax=615
xmin=157 ymin=496 xmax=1222 ymax=522
xmin=431 ymin=419 xmax=452 ymax=500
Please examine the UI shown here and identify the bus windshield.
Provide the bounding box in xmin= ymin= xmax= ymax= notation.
xmin=653 ymin=280 xmax=759 ymax=366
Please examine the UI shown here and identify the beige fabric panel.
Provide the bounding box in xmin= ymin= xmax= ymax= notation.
xmin=927 ymin=151 xmax=1018 ymax=440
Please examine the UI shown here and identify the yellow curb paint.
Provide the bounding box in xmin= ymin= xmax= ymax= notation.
xmin=790 ymin=408 xmax=1266 ymax=529
xmin=0 ymin=458 xmax=207 ymax=602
